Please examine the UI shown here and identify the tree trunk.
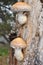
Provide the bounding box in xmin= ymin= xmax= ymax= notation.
xmin=9 ymin=48 xmax=13 ymax=65
xmin=16 ymin=0 xmax=42 ymax=65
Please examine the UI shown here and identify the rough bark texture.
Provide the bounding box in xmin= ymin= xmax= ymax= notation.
xmin=16 ymin=0 xmax=43 ymax=65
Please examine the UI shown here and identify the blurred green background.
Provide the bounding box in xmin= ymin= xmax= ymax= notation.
xmin=0 ymin=0 xmax=17 ymax=65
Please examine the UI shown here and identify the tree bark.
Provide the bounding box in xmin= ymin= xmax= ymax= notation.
xmin=17 ymin=0 xmax=42 ymax=65
xmin=9 ymin=48 xmax=13 ymax=65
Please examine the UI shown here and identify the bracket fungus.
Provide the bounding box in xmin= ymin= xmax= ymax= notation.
xmin=11 ymin=2 xmax=31 ymax=25
xmin=10 ymin=37 xmax=27 ymax=61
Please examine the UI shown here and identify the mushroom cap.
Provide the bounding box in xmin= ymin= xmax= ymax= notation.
xmin=11 ymin=2 xmax=31 ymax=12
xmin=10 ymin=37 xmax=27 ymax=49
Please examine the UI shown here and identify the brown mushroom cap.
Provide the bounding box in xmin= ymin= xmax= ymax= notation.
xmin=11 ymin=2 xmax=31 ymax=12
xmin=10 ymin=37 xmax=27 ymax=48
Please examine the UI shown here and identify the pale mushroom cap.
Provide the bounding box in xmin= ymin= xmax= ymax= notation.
xmin=11 ymin=2 xmax=31 ymax=12
xmin=10 ymin=37 xmax=26 ymax=48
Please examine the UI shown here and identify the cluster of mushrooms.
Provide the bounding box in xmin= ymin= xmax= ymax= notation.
xmin=10 ymin=2 xmax=32 ymax=61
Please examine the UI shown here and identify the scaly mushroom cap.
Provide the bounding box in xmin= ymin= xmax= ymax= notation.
xmin=10 ymin=37 xmax=26 ymax=49
xmin=11 ymin=2 xmax=31 ymax=12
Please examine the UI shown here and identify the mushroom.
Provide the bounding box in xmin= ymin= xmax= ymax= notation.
xmin=11 ymin=2 xmax=31 ymax=25
xmin=10 ymin=37 xmax=26 ymax=61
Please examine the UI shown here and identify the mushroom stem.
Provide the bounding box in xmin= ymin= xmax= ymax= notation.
xmin=16 ymin=12 xmax=27 ymax=25
xmin=14 ymin=48 xmax=24 ymax=61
